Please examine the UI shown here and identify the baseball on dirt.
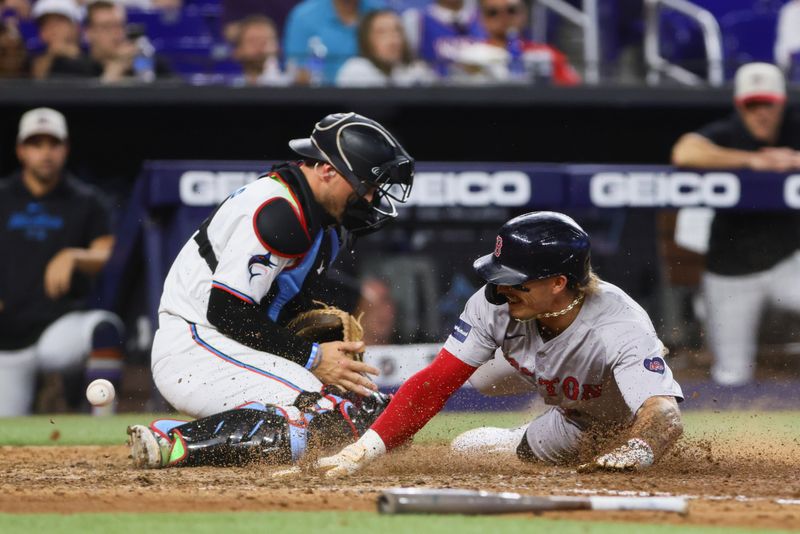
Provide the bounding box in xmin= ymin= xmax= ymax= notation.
xmin=86 ymin=379 xmax=116 ymax=407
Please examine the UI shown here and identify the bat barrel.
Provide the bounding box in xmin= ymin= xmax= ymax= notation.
xmin=378 ymin=489 xmax=583 ymax=515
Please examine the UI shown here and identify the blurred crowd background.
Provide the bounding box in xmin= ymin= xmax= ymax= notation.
xmin=2 ymin=0 xmax=800 ymax=416
xmin=1 ymin=0 xmax=799 ymax=86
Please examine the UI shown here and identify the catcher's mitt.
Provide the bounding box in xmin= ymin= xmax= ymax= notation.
xmin=288 ymin=302 xmax=365 ymax=361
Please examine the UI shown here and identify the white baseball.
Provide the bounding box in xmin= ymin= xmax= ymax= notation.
xmin=86 ymin=379 xmax=116 ymax=407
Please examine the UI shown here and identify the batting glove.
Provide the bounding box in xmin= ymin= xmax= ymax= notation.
xmin=577 ymin=438 xmax=655 ymax=473
xmin=317 ymin=429 xmax=387 ymax=478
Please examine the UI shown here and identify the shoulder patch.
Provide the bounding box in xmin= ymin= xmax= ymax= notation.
xmin=253 ymin=197 xmax=311 ymax=258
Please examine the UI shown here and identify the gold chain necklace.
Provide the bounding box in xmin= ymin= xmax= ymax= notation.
xmin=514 ymin=292 xmax=585 ymax=323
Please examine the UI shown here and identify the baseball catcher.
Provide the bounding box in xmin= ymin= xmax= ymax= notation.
xmin=295 ymin=212 xmax=684 ymax=476
xmin=127 ymin=112 xmax=413 ymax=467
xmin=129 ymin=303 xmax=390 ymax=468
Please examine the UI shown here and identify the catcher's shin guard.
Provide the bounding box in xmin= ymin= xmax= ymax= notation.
xmin=303 ymin=388 xmax=391 ymax=451
xmin=153 ymin=405 xmax=305 ymax=467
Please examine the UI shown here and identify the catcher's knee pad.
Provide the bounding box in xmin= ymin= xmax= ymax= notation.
xmin=162 ymin=407 xmax=300 ymax=467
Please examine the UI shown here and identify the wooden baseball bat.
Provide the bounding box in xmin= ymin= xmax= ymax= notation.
xmin=377 ymin=488 xmax=688 ymax=515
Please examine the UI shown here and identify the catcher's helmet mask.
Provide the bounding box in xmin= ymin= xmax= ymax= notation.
xmin=474 ymin=211 xmax=591 ymax=304
xmin=289 ymin=113 xmax=414 ymax=236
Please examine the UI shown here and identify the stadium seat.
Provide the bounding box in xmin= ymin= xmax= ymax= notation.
xmin=720 ymin=9 xmax=779 ymax=77
xmin=657 ymin=0 xmax=787 ymax=80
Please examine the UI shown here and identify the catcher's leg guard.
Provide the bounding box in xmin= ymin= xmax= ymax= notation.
xmin=304 ymin=388 xmax=391 ymax=451
xmin=153 ymin=405 xmax=307 ymax=467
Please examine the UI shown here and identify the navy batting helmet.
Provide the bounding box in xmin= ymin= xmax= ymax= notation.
xmin=473 ymin=211 xmax=591 ymax=287
xmin=289 ymin=112 xmax=414 ymax=235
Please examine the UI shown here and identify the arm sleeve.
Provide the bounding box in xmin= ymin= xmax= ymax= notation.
xmin=694 ymin=118 xmax=734 ymax=146
xmin=441 ymin=287 xmax=503 ymax=367
xmin=207 ymin=286 xmax=315 ymax=366
xmin=371 ymin=349 xmax=477 ymax=450
xmin=610 ymin=324 xmax=684 ymax=415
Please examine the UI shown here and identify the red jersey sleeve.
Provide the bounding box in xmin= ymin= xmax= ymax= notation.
xmin=370 ymin=348 xmax=477 ymax=450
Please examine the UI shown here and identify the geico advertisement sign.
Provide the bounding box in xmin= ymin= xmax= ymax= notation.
xmin=589 ymin=172 xmax=740 ymax=207
xmin=180 ymin=171 xmax=260 ymax=205
xmin=403 ymin=171 xmax=531 ymax=207
xmin=180 ymin=170 xmax=532 ymax=207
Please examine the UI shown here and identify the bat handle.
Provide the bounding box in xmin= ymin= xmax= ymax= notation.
xmin=589 ymin=496 xmax=688 ymax=514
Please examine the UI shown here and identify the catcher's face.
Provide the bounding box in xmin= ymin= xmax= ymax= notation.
xmin=330 ymin=171 xmax=376 ymax=221
xmin=496 ymin=275 xmax=566 ymax=321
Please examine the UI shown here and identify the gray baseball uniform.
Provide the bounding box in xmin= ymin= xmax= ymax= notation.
xmin=444 ymin=281 xmax=683 ymax=462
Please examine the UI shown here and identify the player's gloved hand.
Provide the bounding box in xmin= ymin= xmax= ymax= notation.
xmin=316 ymin=429 xmax=387 ymax=478
xmin=314 ymin=341 xmax=379 ymax=396
xmin=577 ymin=438 xmax=655 ymax=473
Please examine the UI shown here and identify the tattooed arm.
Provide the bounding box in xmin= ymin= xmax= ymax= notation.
xmin=578 ymin=396 xmax=683 ymax=472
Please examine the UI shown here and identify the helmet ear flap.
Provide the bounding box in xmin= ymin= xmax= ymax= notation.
xmin=484 ymin=284 xmax=508 ymax=306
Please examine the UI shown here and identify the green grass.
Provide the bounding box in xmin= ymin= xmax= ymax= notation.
xmin=1 ymin=410 xmax=798 ymax=447
xmin=0 ymin=511 xmax=794 ymax=534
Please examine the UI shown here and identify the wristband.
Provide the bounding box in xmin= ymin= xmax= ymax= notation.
xmin=305 ymin=343 xmax=320 ymax=370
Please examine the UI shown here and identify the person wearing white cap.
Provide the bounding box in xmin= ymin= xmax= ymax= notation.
xmin=0 ymin=108 xmax=124 ymax=416
xmin=671 ymin=62 xmax=800 ymax=386
xmin=29 ymin=0 xmax=83 ymax=79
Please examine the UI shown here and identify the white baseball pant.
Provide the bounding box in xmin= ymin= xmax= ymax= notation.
xmin=0 ymin=310 xmax=122 ymax=417
xmin=152 ymin=312 xmax=333 ymax=418
xmin=702 ymin=250 xmax=800 ymax=385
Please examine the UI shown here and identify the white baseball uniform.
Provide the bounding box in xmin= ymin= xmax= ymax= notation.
xmin=446 ymin=281 xmax=683 ymax=462
xmin=152 ymin=169 xmax=341 ymax=417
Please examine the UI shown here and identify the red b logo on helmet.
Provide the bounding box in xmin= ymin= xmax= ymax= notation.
xmin=494 ymin=236 xmax=503 ymax=257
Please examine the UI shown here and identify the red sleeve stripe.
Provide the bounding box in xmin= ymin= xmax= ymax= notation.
xmin=211 ymin=281 xmax=256 ymax=304
xmin=371 ymin=348 xmax=477 ymax=451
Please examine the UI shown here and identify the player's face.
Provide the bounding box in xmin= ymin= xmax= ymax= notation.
xmin=496 ymin=276 xmax=560 ymax=320
xmin=737 ymin=99 xmax=785 ymax=143
xmin=16 ymin=135 xmax=68 ymax=184
xmin=323 ymin=167 xmax=377 ymax=221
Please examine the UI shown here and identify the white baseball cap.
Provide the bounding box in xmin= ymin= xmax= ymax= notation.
xmin=17 ymin=107 xmax=69 ymax=143
xmin=32 ymin=0 xmax=83 ymax=24
xmin=734 ymin=62 xmax=786 ymax=105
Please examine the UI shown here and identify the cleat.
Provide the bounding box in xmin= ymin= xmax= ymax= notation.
xmin=127 ymin=425 xmax=169 ymax=469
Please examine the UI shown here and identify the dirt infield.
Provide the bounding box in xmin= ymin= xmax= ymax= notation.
xmin=3 ymin=435 xmax=800 ymax=531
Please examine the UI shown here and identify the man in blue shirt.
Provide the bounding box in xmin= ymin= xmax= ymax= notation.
xmin=283 ymin=0 xmax=385 ymax=84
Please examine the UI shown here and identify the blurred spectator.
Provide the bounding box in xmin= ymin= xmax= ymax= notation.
xmin=105 ymin=0 xmax=182 ymax=10
xmin=401 ymin=0 xmax=485 ymax=74
xmin=355 ymin=278 xmax=397 ymax=345
xmin=2 ymin=0 xmax=32 ymax=19
xmin=336 ymin=9 xmax=434 ymax=87
xmin=671 ymin=63 xmax=800 ymax=386
xmin=283 ymin=0 xmax=384 ymax=85
xmin=478 ymin=0 xmax=579 ymax=85
xmin=222 ymin=0 xmax=299 ymax=43
xmin=49 ymin=1 xmax=172 ymax=83
xmin=29 ymin=0 xmax=82 ymax=79
xmin=231 ymin=14 xmax=292 ymax=86
xmin=0 ymin=108 xmax=124 ymax=416
xmin=775 ymin=0 xmax=800 ymax=72
xmin=0 ymin=17 xmax=28 ymax=77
